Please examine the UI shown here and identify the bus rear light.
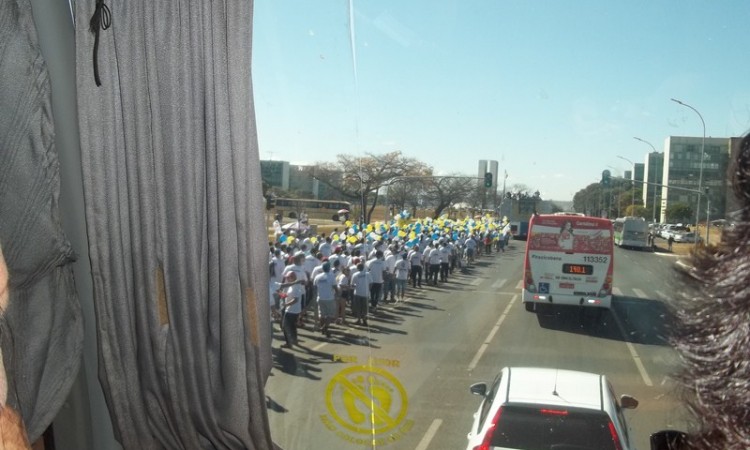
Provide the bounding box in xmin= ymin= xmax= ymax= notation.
xmin=586 ymin=299 xmax=601 ymax=305
xmin=533 ymin=294 xmax=547 ymax=301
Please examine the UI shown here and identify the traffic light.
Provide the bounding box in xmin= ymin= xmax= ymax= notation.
xmin=484 ymin=172 xmax=493 ymax=188
xmin=600 ymin=170 xmax=611 ymax=187
xmin=265 ymin=194 xmax=276 ymax=210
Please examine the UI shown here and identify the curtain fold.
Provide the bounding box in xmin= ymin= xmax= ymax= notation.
xmin=0 ymin=0 xmax=83 ymax=443
xmin=76 ymin=0 xmax=274 ymax=448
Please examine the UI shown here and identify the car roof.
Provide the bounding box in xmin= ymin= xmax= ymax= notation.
xmin=507 ymin=367 xmax=603 ymax=410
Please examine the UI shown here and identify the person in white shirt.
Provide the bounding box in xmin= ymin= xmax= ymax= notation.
xmin=383 ymin=247 xmax=398 ymax=302
xmin=314 ymin=262 xmax=338 ymax=338
xmin=350 ymin=263 xmax=372 ymax=326
xmin=408 ymin=247 xmax=423 ymax=288
xmin=439 ymin=242 xmax=452 ymax=282
xmin=336 ymin=266 xmax=352 ymax=325
xmin=427 ymin=243 xmax=442 ymax=286
xmin=394 ymin=253 xmax=410 ymax=301
xmin=366 ymin=251 xmax=386 ymax=309
xmin=280 ymin=272 xmax=304 ymax=348
xmin=270 ymin=249 xmax=285 ymax=284
xmin=318 ymin=237 xmax=333 ymax=258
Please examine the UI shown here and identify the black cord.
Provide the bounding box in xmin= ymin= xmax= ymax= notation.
xmin=89 ymin=0 xmax=112 ymax=87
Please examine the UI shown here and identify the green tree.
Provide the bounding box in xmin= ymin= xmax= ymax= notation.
xmin=665 ymin=202 xmax=693 ymax=223
xmin=624 ymin=205 xmax=648 ymax=217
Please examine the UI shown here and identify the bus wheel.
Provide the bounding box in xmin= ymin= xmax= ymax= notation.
xmin=525 ymin=302 xmax=535 ymax=312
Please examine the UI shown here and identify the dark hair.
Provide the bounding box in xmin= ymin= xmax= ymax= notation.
xmin=672 ymin=134 xmax=750 ymax=449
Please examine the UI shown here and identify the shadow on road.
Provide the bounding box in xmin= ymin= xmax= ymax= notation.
xmin=534 ymin=296 xmax=676 ymax=346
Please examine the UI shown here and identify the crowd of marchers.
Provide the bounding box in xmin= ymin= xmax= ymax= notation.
xmin=267 ymin=214 xmax=512 ymax=349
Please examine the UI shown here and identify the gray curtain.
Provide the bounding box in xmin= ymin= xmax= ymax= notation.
xmin=75 ymin=0 xmax=274 ymax=449
xmin=0 ymin=0 xmax=84 ymax=442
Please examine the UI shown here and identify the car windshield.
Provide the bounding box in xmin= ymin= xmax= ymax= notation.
xmin=491 ymin=405 xmax=618 ymax=450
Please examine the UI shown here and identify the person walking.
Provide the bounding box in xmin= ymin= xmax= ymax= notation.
xmin=280 ymin=272 xmax=304 ymax=348
xmin=668 ymin=234 xmax=674 ymax=252
xmin=350 ymin=263 xmax=371 ymax=326
xmin=366 ymin=250 xmax=385 ymax=310
xmin=314 ymin=262 xmax=338 ymax=338
xmin=408 ymin=246 xmax=423 ymax=288
xmin=394 ymin=253 xmax=410 ymax=301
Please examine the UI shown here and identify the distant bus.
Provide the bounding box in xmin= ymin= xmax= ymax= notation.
xmin=273 ymin=198 xmax=352 ymax=222
xmin=613 ymin=217 xmax=650 ymax=250
xmin=522 ymin=214 xmax=614 ymax=311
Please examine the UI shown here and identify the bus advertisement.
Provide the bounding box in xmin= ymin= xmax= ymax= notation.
xmin=522 ymin=214 xmax=614 ymax=311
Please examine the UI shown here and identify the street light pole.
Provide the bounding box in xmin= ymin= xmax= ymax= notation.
xmin=671 ymin=98 xmax=706 ymax=251
xmin=616 ymin=155 xmax=635 ymax=214
xmin=633 ymin=137 xmax=658 ymax=223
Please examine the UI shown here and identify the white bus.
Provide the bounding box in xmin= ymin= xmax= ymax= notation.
xmin=522 ymin=214 xmax=614 ymax=311
xmin=613 ymin=216 xmax=650 ymax=250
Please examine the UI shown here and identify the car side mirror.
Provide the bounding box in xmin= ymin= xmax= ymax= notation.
xmin=620 ymin=394 xmax=639 ymax=409
xmin=650 ymin=430 xmax=688 ymax=450
xmin=469 ymin=382 xmax=487 ymax=397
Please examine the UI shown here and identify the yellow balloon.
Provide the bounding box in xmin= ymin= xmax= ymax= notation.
xmin=344 ymin=220 xmax=352 ymax=227
xmin=347 ymin=236 xmax=358 ymax=244
xmin=398 ymin=230 xmax=407 ymax=238
xmin=409 ymin=231 xmax=416 ymax=239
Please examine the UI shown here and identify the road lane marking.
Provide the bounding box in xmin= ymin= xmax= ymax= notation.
xmin=491 ymin=279 xmax=507 ymax=289
xmin=632 ymin=288 xmax=647 ymax=299
xmin=470 ymin=278 xmax=482 ymax=286
xmin=655 ymin=290 xmax=669 ymax=301
xmin=312 ymin=342 xmax=328 ymax=351
xmin=468 ymin=295 xmax=517 ymax=371
xmin=414 ymin=418 xmax=442 ymax=450
xmin=611 ymin=310 xmax=654 ymax=387
xmin=613 ymin=287 xmax=623 ymax=296
xmin=515 ymin=279 xmax=523 ymax=290
xmin=473 ymin=291 xmax=517 ymax=296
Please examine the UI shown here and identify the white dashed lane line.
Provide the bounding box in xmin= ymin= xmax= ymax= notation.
xmin=468 ymin=295 xmax=517 ymax=371
xmin=414 ymin=418 xmax=443 ymax=450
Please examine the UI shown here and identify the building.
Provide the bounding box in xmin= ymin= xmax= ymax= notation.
xmin=642 ymin=152 xmax=664 ymax=222
xmin=260 ymin=160 xmax=349 ymax=201
xmin=260 ymin=160 xmax=290 ymax=190
xmin=659 ymin=136 xmax=733 ymax=224
xmin=633 ymin=163 xmax=644 ymax=184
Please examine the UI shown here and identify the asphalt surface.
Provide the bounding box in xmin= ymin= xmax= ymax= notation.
xmin=264 ymin=242 xmax=692 ymax=450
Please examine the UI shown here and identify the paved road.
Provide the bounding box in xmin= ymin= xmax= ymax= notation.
xmin=265 ymin=242 xmax=692 ymax=450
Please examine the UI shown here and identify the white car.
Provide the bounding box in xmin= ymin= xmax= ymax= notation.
xmin=466 ymin=367 xmax=639 ymax=450
xmin=672 ymin=232 xmax=702 ymax=243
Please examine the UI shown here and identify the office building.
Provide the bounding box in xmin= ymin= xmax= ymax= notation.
xmin=260 ymin=160 xmax=290 ymax=190
xmin=659 ymin=136 xmax=732 ymax=223
xmin=642 ymin=152 xmax=664 ymax=222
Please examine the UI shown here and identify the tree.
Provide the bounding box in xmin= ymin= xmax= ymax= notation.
xmin=624 ymin=205 xmax=648 ymax=218
xmin=422 ymin=175 xmax=477 ymax=218
xmin=312 ymin=151 xmax=431 ymax=224
xmin=666 ymin=202 xmax=693 ymax=223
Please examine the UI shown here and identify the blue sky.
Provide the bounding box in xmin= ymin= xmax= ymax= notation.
xmin=252 ymin=1 xmax=750 ymax=201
